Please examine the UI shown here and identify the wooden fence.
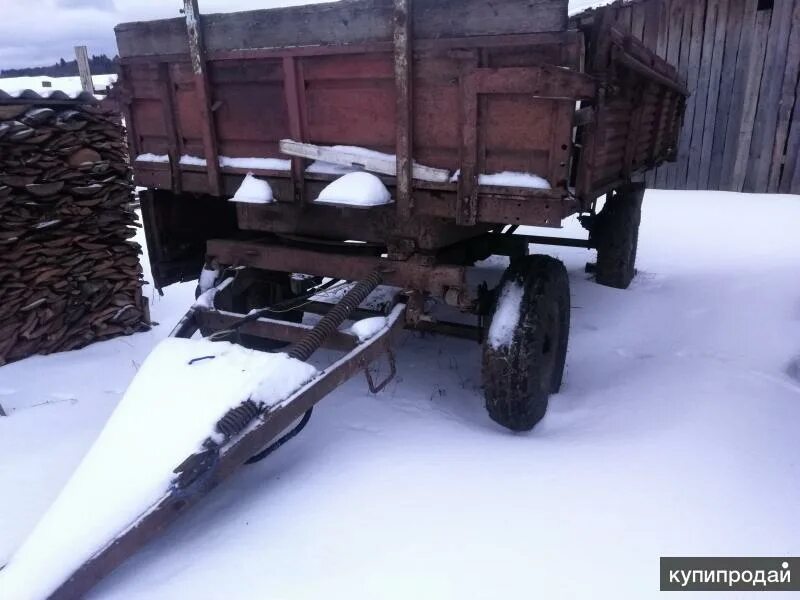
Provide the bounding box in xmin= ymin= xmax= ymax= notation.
xmin=576 ymin=0 xmax=800 ymax=193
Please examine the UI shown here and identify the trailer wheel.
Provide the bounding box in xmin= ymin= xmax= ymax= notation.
xmin=203 ymin=268 xmax=302 ymax=350
xmin=482 ymin=255 xmax=570 ymax=432
xmin=592 ymin=183 xmax=644 ymax=289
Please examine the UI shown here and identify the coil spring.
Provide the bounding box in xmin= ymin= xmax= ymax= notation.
xmin=287 ymin=270 xmax=384 ymax=362
xmin=216 ymin=399 xmax=261 ymax=439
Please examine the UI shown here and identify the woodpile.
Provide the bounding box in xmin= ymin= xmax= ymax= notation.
xmin=0 ymin=102 xmax=149 ymax=365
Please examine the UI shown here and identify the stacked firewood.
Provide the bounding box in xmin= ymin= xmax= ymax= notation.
xmin=0 ymin=102 xmax=149 ymax=365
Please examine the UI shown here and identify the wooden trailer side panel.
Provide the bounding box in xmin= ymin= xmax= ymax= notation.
xmin=576 ymin=23 xmax=687 ymax=199
xmin=124 ymin=35 xmax=586 ymax=199
xmin=115 ymin=0 xmax=569 ymax=57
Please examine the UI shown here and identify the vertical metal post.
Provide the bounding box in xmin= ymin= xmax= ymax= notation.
xmin=158 ymin=62 xmax=183 ymax=193
xmin=393 ymin=0 xmax=413 ymax=219
xmin=184 ymin=0 xmax=222 ymax=196
xmin=457 ymin=66 xmax=479 ymax=226
xmin=74 ymin=46 xmax=94 ymax=94
xmin=283 ymin=56 xmax=307 ymax=205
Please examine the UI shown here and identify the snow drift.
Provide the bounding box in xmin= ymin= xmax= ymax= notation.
xmin=0 ymin=338 xmax=317 ymax=600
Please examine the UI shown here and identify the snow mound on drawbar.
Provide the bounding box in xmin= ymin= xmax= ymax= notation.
xmin=315 ymin=172 xmax=392 ymax=207
xmin=0 ymin=338 xmax=317 ymax=600
xmin=350 ymin=316 xmax=388 ymax=342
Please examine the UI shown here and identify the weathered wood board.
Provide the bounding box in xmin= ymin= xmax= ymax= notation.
xmin=574 ymin=0 xmax=800 ymax=193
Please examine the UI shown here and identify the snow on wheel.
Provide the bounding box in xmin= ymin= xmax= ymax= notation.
xmin=591 ymin=182 xmax=645 ymax=289
xmin=482 ymin=255 xmax=570 ymax=432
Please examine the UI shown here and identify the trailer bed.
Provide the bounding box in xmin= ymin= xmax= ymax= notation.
xmin=113 ymin=0 xmax=685 ymax=288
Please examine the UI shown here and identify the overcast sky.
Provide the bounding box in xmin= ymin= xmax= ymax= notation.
xmin=0 ymin=0 xmax=325 ymax=70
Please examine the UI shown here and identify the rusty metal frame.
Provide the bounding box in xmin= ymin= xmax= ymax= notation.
xmin=197 ymin=309 xmax=360 ymax=351
xmin=206 ymin=239 xmax=470 ymax=302
xmin=197 ymin=303 xmax=483 ymax=345
xmin=48 ymin=303 xmax=408 ymax=599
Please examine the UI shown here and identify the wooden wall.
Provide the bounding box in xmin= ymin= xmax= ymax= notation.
xmin=583 ymin=0 xmax=800 ymax=193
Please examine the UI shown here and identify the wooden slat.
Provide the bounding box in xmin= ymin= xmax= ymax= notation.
xmin=730 ymin=5 xmax=770 ymax=192
xmin=655 ymin=0 xmax=671 ymax=58
xmin=278 ymin=140 xmax=450 ymax=182
xmin=157 ymin=62 xmax=182 ymax=193
xmin=657 ymin=0 xmax=682 ymax=188
xmin=744 ymin=0 xmax=795 ymax=191
xmin=665 ymin=0 xmax=693 ymax=188
xmin=780 ymin=72 xmax=800 ymax=193
xmin=547 ymin=101 xmax=573 ymax=187
xmin=651 ymin=0 xmax=671 ymax=187
xmin=687 ymin=0 xmax=721 ymax=189
xmin=119 ymin=64 xmax=140 ymax=159
xmin=719 ymin=0 xmax=759 ymax=191
xmin=674 ymin=0 xmax=705 ymax=189
xmin=771 ymin=1 xmax=800 ymax=192
xmin=642 ymin=0 xmax=661 ymax=49
xmin=707 ymin=0 xmax=744 ymax=190
xmin=116 ymin=0 xmax=568 ymax=58
xmin=282 ymin=56 xmax=307 ymax=204
xmin=696 ymin=0 xmax=729 ymax=189
xmin=623 ymin=75 xmax=646 ymax=174
xmin=183 ymin=0 xmax=222 ymax=195
xmin=631 ymin=2 xmax=647 ymax=41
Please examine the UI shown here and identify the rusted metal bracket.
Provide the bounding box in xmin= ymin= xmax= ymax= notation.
xmin=364 ymin=348 xmax=397 ymax=393
xmin=206 ymin=239 xmax=470 ymax=304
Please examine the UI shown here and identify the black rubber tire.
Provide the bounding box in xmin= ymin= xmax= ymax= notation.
xmin=482 ymin=255 xmax=570 ymax=432
xmin=592 ymin=183 xmax=644 ymax=290
xmin=202 ymin=268 xmax=302 ymax=351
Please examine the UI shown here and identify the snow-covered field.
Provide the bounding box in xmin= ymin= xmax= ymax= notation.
xmin=1 ymin=190 xmax=799 ymax=599
xmin=0 ymin=74 xmax=116 ymax=98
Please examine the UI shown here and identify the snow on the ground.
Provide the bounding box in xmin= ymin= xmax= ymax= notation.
xmin=231 ymin=173 xmax=274 ymax=204
xmin=0 ymin=74 xmax=116 ymax=98
xmin=0 ymin=339 xmax=317 ymax=600
xmin=569 ymin=0 xmax=615 ymax=15
xmin=315 ymin=172 xmax=392 ymax=207
xmin=0 ymin=190 xmax=799 ymax=599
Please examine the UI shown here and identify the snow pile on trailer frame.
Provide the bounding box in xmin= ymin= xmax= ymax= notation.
xmin=0 ymin=338 xmax=318 ymax=600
